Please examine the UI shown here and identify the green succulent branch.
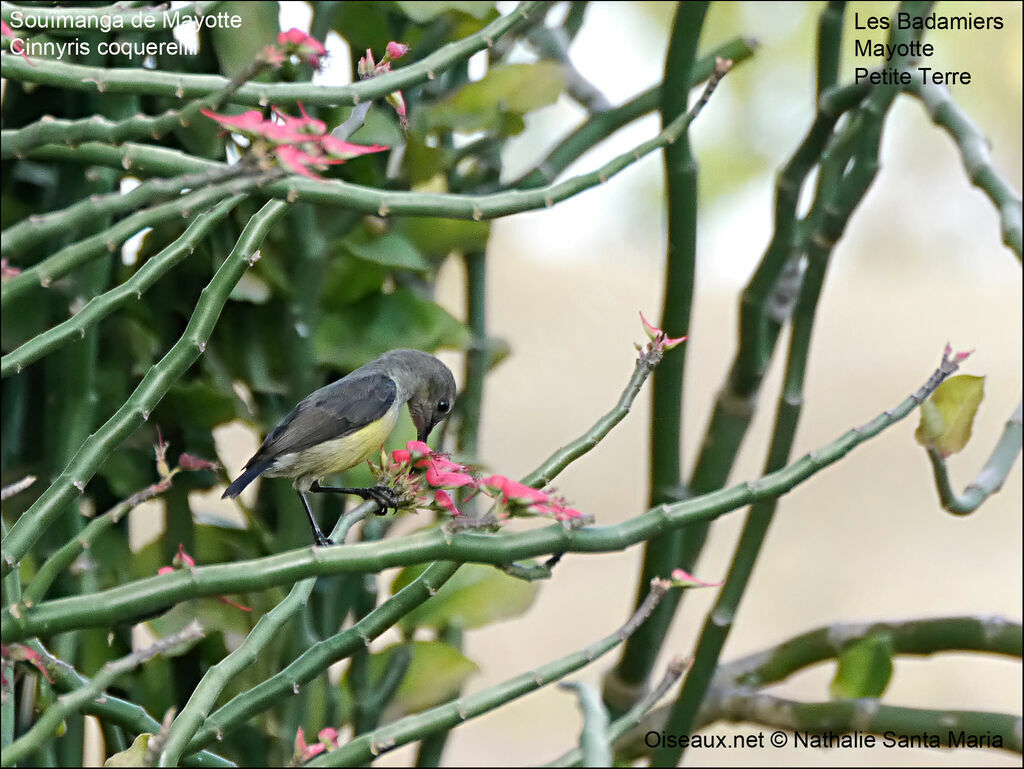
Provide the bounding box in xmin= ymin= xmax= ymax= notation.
xmin=24 ymin=65 xmax=729 ymax=223
xmin=2 ymin=195 xmax=244 ymax=378
xmin=525 ymin=25 xmax=611 ymax=112
xmin=506 ymin=36 xmax=757 ymax=191
xmin=734 ymin=80 xmax=868 ymax=399
xmin=1 ymin=622 xmax=205 ymax=767
xmin=612 ymin=2 xmax=720 ymax=708
xmin=0 ymin=1 xmax=223 ymax=34
xmin=558 ymin=681 xmax=612 ymax=767
xmin=306 ymin=579 xmax=672 ymax=767
xmin=1 ymin=199 xmax=288 ymax=578
xmin=610 ymin=615 xmax=1021 ymax=761
xmin=354 ymin=644 xmax=413 ymax=734
xmin=23 ymin=640 xmax=235 ymax=767
xmin=704 ymin=693 xmax=1022 ymax=754
xmin=0 ymin=2 xmax=547 ymax=106
xmin=1 ymin=46 xmax=287 ymax=160
xmin=180 ymin=561 xmax=460 ymax=756
xmin=925 ymin=402 xmax=1023 ymax=515
xmin=614 ymin=7 xmax=864 ymax=710
xmin=549 ymin=658 xmax=687 ymax=768
xmin=904 ymin=78 xmax=1023 ymax=260
xmin=816 ymin=2 xmax=846 ymax=96
xmin=521 ymin=345 xmax=662 ymax=488
xmin=26 ymin=140 xmax=219 ymax=176
xmin=457 ymin=250 xmax=488 ymax=459
xmin=24 ymin=475 xmax=176 ymax=606
xmin=155 ymin=507 xmax=373 ymax=767
xmin=717 ymin=615 xmax=1023 ymax=689
xmin=1 ymin=174 xmax=268 ymax=305
xmin=1 ymin=343 xmax=968 ymax=643
xmin=0 ymin=165 xmax=244 ymax=258
xmin=654 ymin=9 xmax=934 ymax=758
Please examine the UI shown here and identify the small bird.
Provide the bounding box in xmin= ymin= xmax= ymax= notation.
xmin=223 ymin=349 xmax=456 ymax=546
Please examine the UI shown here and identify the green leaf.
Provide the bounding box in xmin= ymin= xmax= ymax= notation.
xmin=394 ymin=1 xmax=494 ymax=22
xmin=391 ymin=563 xmax=539 ymax=631
xmin=403 ymin=136 xmax=451 ymax=186
xmin=314 ymin=288 xmax=468 ymax=371
xmin=914 ymin=374 xmax=986 ymax=456
xmin=830 ymin=635 xmax=893 ymax=699
xmin=346 ymin=232 xmax=430 ymax=272
xmin=427 ymin=62 xmax=566 ymax=134
xmin=387 ymin=640 xmax=478 ymax=715
xmin=400 ymin=217 xmax=490 ymax=259
xmin=321 ymin=254 xmax=387 ymax=310
xmin=156 ymin=380 xmax=238 ymax=432
xmin=208 ymin=2 xmax=279 ymax=78
xmin=98 ymin=446 xmax=155 ymax=500
xmin=338 ymin=641 xmax=478 ymax=720
xmin=104 ymin=733 xmax=151 ymax=766
xmin=333 ymin=2 xmax=396 ymax=59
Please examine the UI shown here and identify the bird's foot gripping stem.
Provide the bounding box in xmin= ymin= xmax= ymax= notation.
xmin=309 ymin=481 xmax=401 ymax=515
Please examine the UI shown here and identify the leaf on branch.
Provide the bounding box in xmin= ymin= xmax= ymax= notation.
xmin=427 ymin=62 xmax=566 ymax=135
xmin=104 ymin=732 xmax=151 ymax=766
xmin=392 ymin=563 xmax=539 ymax=631
xmin=914 ymin=374 xmax=986 ymax=457
xmin=830 ymin=634 xmax=894 ymax=700
xmin=339 ymin=640 xmax=479 ymax=720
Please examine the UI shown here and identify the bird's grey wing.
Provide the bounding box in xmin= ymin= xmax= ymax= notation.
xmin=247 ymin=371 xmax=397 ymax=465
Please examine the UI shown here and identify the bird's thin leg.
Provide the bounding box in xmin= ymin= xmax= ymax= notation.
xmin=297 ymin=490 xmax=334 ymax=546
xmin=309 ymin=480 xmax=399 ymax=515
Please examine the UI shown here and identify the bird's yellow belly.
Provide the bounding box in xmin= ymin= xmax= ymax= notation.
xmin=268 ymin=408 xmax=399 ymax=483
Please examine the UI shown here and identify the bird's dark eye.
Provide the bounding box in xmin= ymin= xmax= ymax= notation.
xmin=438 ymin=399 xmax=450 ymax=414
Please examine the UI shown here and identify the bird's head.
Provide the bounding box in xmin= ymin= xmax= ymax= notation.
xmin=388 ymin=350 xmax=457 ymax=442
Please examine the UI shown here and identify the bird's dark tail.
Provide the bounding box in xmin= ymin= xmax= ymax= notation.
xmin=222 ymin=461 xmax=271 ymax=499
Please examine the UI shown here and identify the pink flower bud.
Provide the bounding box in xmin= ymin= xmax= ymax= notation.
xmin=669 ymin=568 xmax=723 ymax=588
xmin=386 ymin=41 xmax=409 ymax=60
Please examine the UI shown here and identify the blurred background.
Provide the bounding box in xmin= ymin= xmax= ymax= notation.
xmin=158 ymin=1 xmax=1020 ymax=765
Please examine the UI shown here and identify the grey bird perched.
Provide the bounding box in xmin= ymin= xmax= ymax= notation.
xmin=223 ymin=349 xmax=456 ymax=545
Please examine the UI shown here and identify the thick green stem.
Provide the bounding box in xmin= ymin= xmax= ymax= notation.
xmin=2 ymin=195 xmax=244 ymax=378
xmin=1 ymin=175 xmax=265 ymax=304
xmin=0 ymin=166 xmax=244 ymax=258
xmin=653 ymin=7 xmax=933 ymax=762
xmin=610 ymin=0 xmax=708 ymax=708
xmin=24 ymin=85 xmax=725 ymax=221
xmin=1 ymin=624 xmax=204 ymax=767
xmin=0 ymin=2 xmax=546 ymax=105
xmin=1 ymin=200 xmax=287 ymax=577
xmin=903 ymin=78 xmax=1023 ymax=260
xmin=180 ymin=561 xmax=460 ymax=756
xmin=457 ymin=250 xmax=488 ymax=459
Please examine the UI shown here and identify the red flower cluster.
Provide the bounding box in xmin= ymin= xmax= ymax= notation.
xmin=375 ymin=441 xmax=585 ymax=524
xmin=201 ymin=102 xmax=387 ymax=180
